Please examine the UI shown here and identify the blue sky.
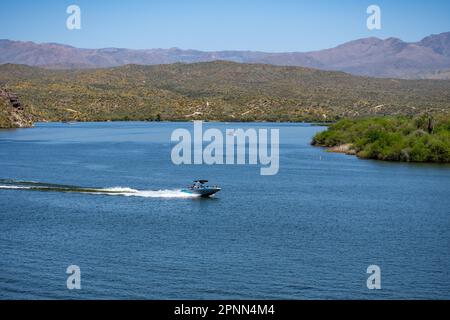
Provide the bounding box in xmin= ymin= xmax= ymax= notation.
xmin=1 ymin=0 xmax=449 ymax=52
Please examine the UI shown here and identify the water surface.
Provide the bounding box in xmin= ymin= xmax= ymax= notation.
xmin=0 ymin=122 xmax=449 ymax=299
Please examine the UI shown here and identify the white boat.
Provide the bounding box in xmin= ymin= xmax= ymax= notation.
xmin=181 ymin=180 xmax=221 ymax=197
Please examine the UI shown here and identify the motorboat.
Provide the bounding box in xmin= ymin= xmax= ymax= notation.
xmin=181 ymin=180 xmax=221 ymax=197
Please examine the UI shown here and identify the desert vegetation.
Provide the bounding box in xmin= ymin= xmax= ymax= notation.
xmin=1 ymin=62 xmax=450 ymax=123
xmin=312 ymin=115 xmax=450 ymax=163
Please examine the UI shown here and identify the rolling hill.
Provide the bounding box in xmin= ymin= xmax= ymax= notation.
xmin=0 ymin=61 xmax=449 ymax=124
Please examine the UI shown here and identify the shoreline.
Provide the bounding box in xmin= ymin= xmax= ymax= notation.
xmin=1 ymin=119 xmax=333 ymax=129
xmin=325 ymin=143 xmax=357 ymax=155
xmin=316 ymin=142 xmax=450 ymax=166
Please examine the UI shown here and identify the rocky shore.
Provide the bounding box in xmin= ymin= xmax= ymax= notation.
xmin=326 ymin=144 xmax=357 ymax=155
xmin=0 ymin=89 xmax=33 ymax=128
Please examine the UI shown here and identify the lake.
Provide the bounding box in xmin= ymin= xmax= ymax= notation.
xmin=0 ymin=122 xmax=449 ymax=299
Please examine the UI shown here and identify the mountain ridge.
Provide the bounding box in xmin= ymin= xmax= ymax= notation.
xmin=1 ymin=32 xmax=450 ymax=79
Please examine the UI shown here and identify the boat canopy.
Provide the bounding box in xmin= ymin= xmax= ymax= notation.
xmin=194 ymin=180 xmax=208 ymax=184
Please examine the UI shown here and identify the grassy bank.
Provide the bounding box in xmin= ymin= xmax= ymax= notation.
xmin=312 ymin=115 xmax=450 ymax=163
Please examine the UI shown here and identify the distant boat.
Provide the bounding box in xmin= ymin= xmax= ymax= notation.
xmin=181 ymin=180 xmax=221 ymax=197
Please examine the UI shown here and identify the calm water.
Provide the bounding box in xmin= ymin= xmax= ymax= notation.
xmin=0 ymin=122 xmax=449 ymax=299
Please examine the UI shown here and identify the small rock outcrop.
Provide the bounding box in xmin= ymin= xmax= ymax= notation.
xmin=0 ymin=88 xmax=33 ymax=128
xmin=327 ymin=144 xmax=357 ymax=155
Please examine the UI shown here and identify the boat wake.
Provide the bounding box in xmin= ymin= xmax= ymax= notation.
xmin=0 ymin=179 xmax=199 ymax=198
xmin=97 ymin=187 xmax=200 ymax=198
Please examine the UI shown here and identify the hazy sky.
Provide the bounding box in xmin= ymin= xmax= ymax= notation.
xmin=1 ymin=0 xmax=449 ymax=51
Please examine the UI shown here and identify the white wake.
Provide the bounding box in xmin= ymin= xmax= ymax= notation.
xmin=97 ymin=187 xmax=200 ymax=198
xmin=0 ymin=185 xmax=32 ymax=190
xmin=0 ymin=184 xmax=200 ymax=198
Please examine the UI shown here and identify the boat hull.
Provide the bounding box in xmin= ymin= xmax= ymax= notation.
xmin=181 ymin=187 xmax=221 ymax=197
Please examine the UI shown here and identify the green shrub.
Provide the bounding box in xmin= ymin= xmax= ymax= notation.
xmin=313 ymin=115 xmax=450 ymax=163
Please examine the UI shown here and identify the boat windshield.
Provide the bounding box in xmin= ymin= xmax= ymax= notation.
xmin=191 ymin=181 xmax=207 ymax=189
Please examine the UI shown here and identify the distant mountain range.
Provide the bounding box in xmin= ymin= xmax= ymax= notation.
xmin=1 ymin=32 xmax=450 ymax=79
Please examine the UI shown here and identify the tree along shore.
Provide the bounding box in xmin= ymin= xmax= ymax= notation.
xmin=312 ymin=115 xmax=450 ymax=163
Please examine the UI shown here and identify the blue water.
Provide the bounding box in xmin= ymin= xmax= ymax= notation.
xmin=0 ymin=122 xmax=449 ymax=299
